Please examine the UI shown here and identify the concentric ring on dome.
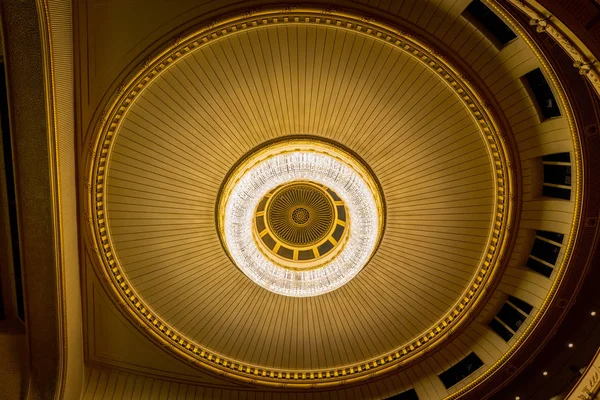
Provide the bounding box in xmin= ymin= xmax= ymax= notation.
xmin=87 ymin=7 xmax=517 ymax=388
xmin=217 ymin=137 xmax=384 ymax=297
xmin=290 ymin=207 xmax=310 ymax=225
xmin=254 ymin=181 xmax=349 ymax=267
xmin=266 ymin=183 xmax=335 ymax=246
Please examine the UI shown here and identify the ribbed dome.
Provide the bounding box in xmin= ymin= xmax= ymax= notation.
xmin=90 ymin=7 xmax=519 ymax=389
xmin=266 ymin=183 xmax=335 ymax=247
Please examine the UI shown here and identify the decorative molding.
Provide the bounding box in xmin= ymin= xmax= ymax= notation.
xmin=447 ymin=1 xmax=586 ymax=399
xmin=37 ymin=0 xmax=85 ymax=398
xmin=86 ymin=6 xmax=516 ymax=389
xmin=566 ymin=347 xmax=600 ymax=400
xmin=505 ymin=0 xmax=600 ymax=98
xmin=0 ymin=0 xmax=80 ymax=397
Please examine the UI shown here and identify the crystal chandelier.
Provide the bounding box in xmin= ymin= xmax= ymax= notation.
xmin=218 ymin=138 xmax=384 ymax=297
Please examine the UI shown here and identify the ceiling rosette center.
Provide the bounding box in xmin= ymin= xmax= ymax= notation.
xmin=87 ymin=6 xmax=516 ymax=389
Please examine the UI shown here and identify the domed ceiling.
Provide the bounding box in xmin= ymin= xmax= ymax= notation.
xmin=84 ymin=2 xmax=584 ymax=399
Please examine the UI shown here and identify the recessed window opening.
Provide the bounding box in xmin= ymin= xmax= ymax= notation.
xmin=523 ymin=68 xmax=561 ymax=120
xmin=463 ymin=0 xmax=517 ymax=48
xmin=489 ymin=296 xmax=533 ymax=341
xmin=439 ymin=352 xmax=484 ymax=389
xmin=386 ymin=388 xmax=419 ymax=400
xmin=0 ymin=62 xmax=25 ymax=321
xmin=0 ymin=275 xmax=3 ymax=320
xmin=526 ymin=230 xmax=564 ymax=277
xmin=542 ymin=152 xmax=571 ymax=200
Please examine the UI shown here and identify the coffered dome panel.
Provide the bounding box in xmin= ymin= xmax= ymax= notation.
xmin=91 ymin=8 xmax=514 ymax=387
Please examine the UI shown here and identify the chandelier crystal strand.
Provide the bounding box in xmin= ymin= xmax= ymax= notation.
xmin=223 ymin=149 xmax=381 ymax=297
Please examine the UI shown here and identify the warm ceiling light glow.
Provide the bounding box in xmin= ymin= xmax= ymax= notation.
xmin=219 ymin=139 xmax=384 ymax=297
xmin=592 ymin=311 xmax=597 ymax=316
xmin=568 ymin=343 xmax=574 ymax=348
xmin=515 ymin=397 xmax=521 ymax=400
xmin=543 ymin=371 xmax=548 ymax=376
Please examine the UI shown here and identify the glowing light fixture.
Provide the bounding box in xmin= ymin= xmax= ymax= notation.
xmin=217 ymin=138 xmax=384 ymax=297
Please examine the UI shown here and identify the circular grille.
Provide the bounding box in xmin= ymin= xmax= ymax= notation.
xmin=267 ymin=183 xmax=334 ymax=246
xmin=291 ymin=207 xmax=310 ymax=225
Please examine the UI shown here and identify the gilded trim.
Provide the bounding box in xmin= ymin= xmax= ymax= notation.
xmin=506 ymin=0 xmax=600 ymax=99
xmin=36 ymin=1 xmax=68 ymax=398
xmin=218 ymin=137 xmax=379 ymax=273
xmin=86 ymin=7 xmax=516 ymax=387
xmin=445 ymin=1 xmax=584 ymax=398
xmin=566 ymin=347 xmax=600 ymax=399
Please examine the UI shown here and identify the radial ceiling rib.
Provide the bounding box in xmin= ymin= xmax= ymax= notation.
xmin=104 ymin=21 xmax=496 ymax=371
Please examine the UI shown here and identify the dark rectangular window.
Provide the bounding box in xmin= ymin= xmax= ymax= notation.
xmin=0 ymin=63 xmax=24 ymax=321
xmin=497 ymin=303 xmax=527 ymax=332
xmin=536 ymin=230 xmax=564 ymax=244
xmin=489 ymin=296 xmax=532 ymax=341
xmin=508 ymin=295 xmax=534 ymax=314
xmin=463 ymin=0 xmax=517 ymax=47
xmin=526 ymin=257 xmax=553 ymax=277
xmin=386 ymin=388 xmax=419 ymax=400
xmin=542 ymin=152 xmax=571 ymax=200
xmin=489 ymin=318 xmax=513 ymax=341
xmin=542 ymin=185 xmax=571 ymax=200
xmin=0 ymin=279 xmax=3 ymax=320
xmin=439 ymin=352 xmax=484 ymax=389
xmin=543 ymin=164 xmax=571 ymax=186
xmin=526 ymin=230 xmax=562 ymax=278
xmin=530 ymin=238 xmax=560 ymax=265
xmin=542 ymin=153 xmax=570 ymax=163
xmin=523 ymin=68 xmax=561 ymax=120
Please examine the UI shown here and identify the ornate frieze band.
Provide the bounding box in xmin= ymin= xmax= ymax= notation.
xmin=448 ymin=2 xmax=585 ymax=399
xmin=86 ymin=7 xmax=515 ymax=388
xmin=500 ymin=0 xmax=600 ymax=99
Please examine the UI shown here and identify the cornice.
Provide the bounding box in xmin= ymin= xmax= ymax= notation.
xmin=505 ymin=0 xmax=600 ymax=99
xmin=448 ymin=1 xmax=595 ymax=399
xmin=85 ymin=5 xmax=516 ymax=390
xmin=0 ymin=0 xmax=61 ymax=398
xmin=567 ymin=347 xmax=600 ymax=400
xmin=35 ymin=0 xmax=84 ymax=398
xmin=35 ymin=2 xmax=68 ymax=398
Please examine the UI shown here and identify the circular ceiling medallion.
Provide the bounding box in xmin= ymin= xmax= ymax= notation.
xmin=217 ymin=138 xmax=384 ymax=297
xmin=257 ymin=181 xmax=348 ymax=263
xmin=87 ymin=6 xmax=518 ymax=389
xmin=264 ymin=183 xmax=338 ymax=248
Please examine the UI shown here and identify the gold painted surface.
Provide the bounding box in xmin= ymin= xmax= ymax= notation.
xmin=265 ymin=183 xmax=335 ymax=247
xmin=5 ymin=0 xmax=84 ymax=398
xmin=443 ymin=1 xmax=584 ymax=399
xmin=566 ymin=347 xmax=600 ymax=400
xmin=87 ymin=8 xmax=516 ymax=387
xmin=505 ymin=0 xmax=600 ymax=99
xmin=256 ymin=181 xmax=347 ymax=266
xmin=218 ymin=137 xmax=378 ymax=271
